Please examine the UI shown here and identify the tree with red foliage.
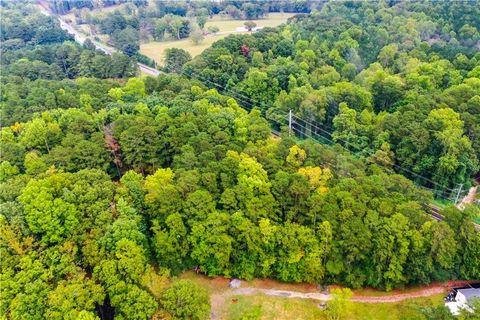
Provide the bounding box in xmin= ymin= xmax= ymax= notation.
xmin=240 ymin=44 xmax=250 ymax=57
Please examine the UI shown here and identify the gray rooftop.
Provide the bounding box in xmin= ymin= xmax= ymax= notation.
xmin=458 ymin=288 xmax=480 ymax=300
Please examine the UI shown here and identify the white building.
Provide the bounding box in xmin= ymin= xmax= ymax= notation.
xmin=446 ymin=288 xmax=480 ymax=315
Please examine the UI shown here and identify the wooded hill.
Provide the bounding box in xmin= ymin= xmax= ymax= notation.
xmin=1 ymin=1 xmax=479 ymax=319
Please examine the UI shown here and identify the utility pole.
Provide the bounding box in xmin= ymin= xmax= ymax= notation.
xmin=454 ymin=183 xmax=463 ymax=205
xmin=288 ymin=110 xmax=292 ymax=136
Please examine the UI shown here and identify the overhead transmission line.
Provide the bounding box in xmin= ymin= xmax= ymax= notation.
xmin=158 ymin=66 xmax=460 ymax=199
xmin=162 ymin=65 xmax=458 ymax=196
xmin=289 ymin=118 xmax=460 ymax=196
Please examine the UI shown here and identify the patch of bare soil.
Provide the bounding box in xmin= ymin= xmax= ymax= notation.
xmin=353 ymin=280 xmax=479 ymax=303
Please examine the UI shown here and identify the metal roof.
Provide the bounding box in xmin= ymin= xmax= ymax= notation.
xmin=458 ymin=288 xmax=480 ymax=300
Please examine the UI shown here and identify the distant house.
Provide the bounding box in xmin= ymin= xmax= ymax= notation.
xmin=446 ymin=288 xmax=480 ymax=315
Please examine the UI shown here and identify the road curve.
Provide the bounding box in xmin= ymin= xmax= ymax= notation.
xmin=37 ymin=1 xmax=160 ymax=77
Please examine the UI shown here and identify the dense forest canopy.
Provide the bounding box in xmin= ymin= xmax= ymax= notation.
xmin=1 ymin=1 xmax=479 ymax=320
xmin=182 ymin=0 xmax=480 ymax=193
xmin=2 ymin=72 xmax=479 ymax=319
xmin=0 ymin=2 xmax=137 ymax=81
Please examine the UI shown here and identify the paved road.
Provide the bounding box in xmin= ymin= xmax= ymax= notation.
xmin=37 ymin=1 xmax=160 ymax=76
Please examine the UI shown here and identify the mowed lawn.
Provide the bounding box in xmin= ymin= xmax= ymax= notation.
xmin=205 ymin=12 xmax=297 ymax=32
xmin=140 ymin=34 xmax=229 ymax=66
xmin=140 ymin=12 xmax=296 ymax=65
xmin=178 ymin=272 xmax=445 ymax=320
xmin=224 ymin=293 xmax=445 ymax=320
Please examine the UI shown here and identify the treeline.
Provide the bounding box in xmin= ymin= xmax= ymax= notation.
xmin=0 ymin=3 xmax=137 ymax=80
xmin=0 ymin=77 xmax=119 ymax=126
xmin=1 ymin=42 xmax=136 ymax=81
xmin=1 ymin=75 xmax=479 ymax=319
xmin=52 ymin=0 xmax=317 ymax=56
xmin=181 ymin=0 xmax=480 ymax=191
xmin=52 ymin=0 xmax=315 ymax=16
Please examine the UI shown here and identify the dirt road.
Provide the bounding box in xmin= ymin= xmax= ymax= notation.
xmin=209 ymin=280 xmax=480 ymax=318
xmin=458 ymin=186 xmax=478 ymax=209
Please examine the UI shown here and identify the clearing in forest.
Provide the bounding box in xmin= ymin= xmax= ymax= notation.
xmin=140 ymin=13 xmax=295 ymax=65
xmin=178 ymin=272 xmax=471 ymax=320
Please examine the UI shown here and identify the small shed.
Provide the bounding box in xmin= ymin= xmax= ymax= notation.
xmin=446 ymin=288 xmax=480 ymax=315
xmin=456 ymin=288 xmax=480 ymax=305
xmin=229 ymin=279 xmax=241 ymax=288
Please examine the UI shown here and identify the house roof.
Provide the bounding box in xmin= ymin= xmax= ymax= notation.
xmin=458 ymin=288 xmax=480 ymax=300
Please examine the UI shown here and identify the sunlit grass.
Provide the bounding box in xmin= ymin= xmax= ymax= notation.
xmin=140 ymin=13 xmax=295 ymax=65
xmin=180 ymin=272 xmax=445 ymax=320
xmin=140 ymin=34 xmax=230 ymax=65
xmin=224 ymin=293 xmax=445 ymax=320
xmin=205 ymin=12 xmax=296 ymax=33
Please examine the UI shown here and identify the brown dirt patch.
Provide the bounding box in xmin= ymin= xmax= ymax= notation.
xmin=352 ymin=280 xmax=480 ymax=303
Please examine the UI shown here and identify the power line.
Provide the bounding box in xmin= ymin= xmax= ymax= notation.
xmin=290 ymin=122 xmax=457 ymax=199
xmin=175 ymin=66 xmax=457 ymax=193
xmin=290 ymin=114 xmax=455 ymax=193
xmin=159 ymin=66 xmax=456 ymax=196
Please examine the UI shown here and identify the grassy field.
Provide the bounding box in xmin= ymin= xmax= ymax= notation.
xmin=227 ymin=294 xmax=323 ymax=320
xmin=140 ymin=34 xmax=230 ymax=66
xmin=178 ymin=272 xmax=446 ymax=320
xmin=222 ymin=292 xmax=444 ymax=320
xmin=431 ymin=198 xmax=452 ymax=209
xmin=140 ymin=13 xmax=295 ymax=65
xmin=62 ymin=7 xmax=293 ymax=66
xmin=474 ymin=212 xmax=480 ymax=224
xmin=205 ymin=12 xmax=296 ymax=33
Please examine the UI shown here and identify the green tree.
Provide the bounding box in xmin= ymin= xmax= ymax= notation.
xmin=164 ymin=48 xmax=192 ymax=73
xmin=144 ymin=168 xmax=181 ymax=217
xmin=20 ymin=118 xmax=61 ymax=152
xmin=189 ymin=211 xmax=232 ymax=276
xmin=207 ymin=25 xmax=219 ymax=34
xmin=111 ymin=26 xmax=140 ymax=56
xmin=238 ymin=69 xmax=279 ymax=112
xmin=152 ymin=213 xmax=189 ymax=273
xmin=109 ymin=283 xmax=158 ymax=320
xmin=189 ymin=28 xmax=204 ymax=45
xmin=120 ymin=124 xmax=160 ymax=173
xmin=18 ymin=173 xmax=78 ymax=244
xmin=160 ymin=280 xmax=210 ymax=320
xmin=244 ymin=20 xmax=257 ymax=31
xmin=326 ymin=288 xmax=353 ymax=320
xmin=0 ymin=161 xmax=19 ymax=182
xmin=46 ymin=274 xmax=105 ymax=320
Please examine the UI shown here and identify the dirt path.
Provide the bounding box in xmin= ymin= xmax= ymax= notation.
xmin=209 ymin=280 xmax=479 ymax=318
xmin=458 ymin=186 xmax=477 ymax=209
xmin=210 ymin=286 xmax=439 ymax=319
xmin=215 ymin=285 xmax=443 ymax=304
xmin=210 ymin=288 xmax=331 ymax=319
xmin=233 ymin=287 xmax=332 ymax=300
xmin=351 ymin=287 xmax=445 ymax=303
